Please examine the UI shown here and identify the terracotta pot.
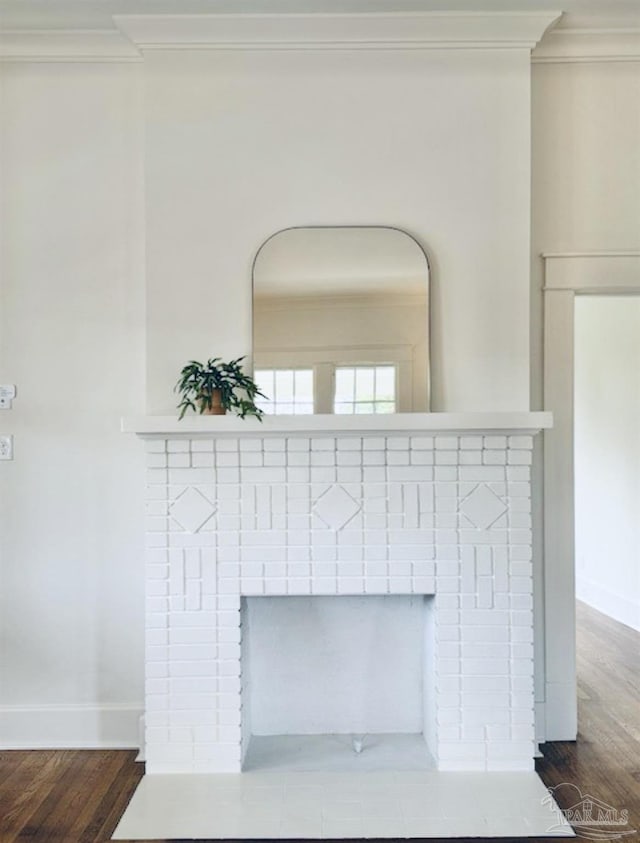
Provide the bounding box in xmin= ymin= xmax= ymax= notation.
xmin=200 ymin=389 xmax=226 ymax=415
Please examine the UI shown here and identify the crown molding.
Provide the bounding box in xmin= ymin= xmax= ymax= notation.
xmin=0 ymin=11 xmax=563 ymax=60
xmin=0 ymin=29 xmax=141 ymax=61
xmin=112 ymin=11 xmax=561 ymax=52
xmin=533 ymin=27 xmax=640 ymax=63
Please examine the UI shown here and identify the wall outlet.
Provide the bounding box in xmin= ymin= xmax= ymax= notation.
xmin=0 ymin=385 xmax=16 ymax=410
xmin=0 ymin=435 xmax=13 ymax=460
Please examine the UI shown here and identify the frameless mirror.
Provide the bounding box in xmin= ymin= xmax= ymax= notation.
xmin=252 ymin=226 xmax=429 ymax=415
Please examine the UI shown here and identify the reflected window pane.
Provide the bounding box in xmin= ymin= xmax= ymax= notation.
xmin=356 ymin=402 xmax=374 ymax=414
xmin=335 ymin=368 xmax=355 ymax=402
xmin=333 ymin=365 xmax=396 ymax=415
xmin=254 ymin=368 xmax=314 ymax=414
xmin=275 ymin=369 xmax=294 ymax=401
xmin=376 ymin=367 xmax=395 ymax=400
xmin=295 ymin=370 xmax=314 ymax=403
xmin=376 ymin=402 xmax=395 ymax=414
xmin=334 ymin=402 xmax=353 ymax=415
xmin=355 ymin=367 xmax=375 ymax=400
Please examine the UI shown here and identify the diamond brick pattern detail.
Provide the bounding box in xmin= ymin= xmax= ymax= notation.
xmin=312 ymin=484 xmax=361 ymax=531
xmin=459 ymin=484 xmax=507 ymax=530
xmin=169 ymin=487 xmax=216 ymax=533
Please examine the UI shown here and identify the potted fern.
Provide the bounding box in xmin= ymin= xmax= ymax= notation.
xmin=175 ymin=356 xmax=266 ymax=420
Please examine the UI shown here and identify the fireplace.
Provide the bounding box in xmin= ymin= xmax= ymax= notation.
xmin=126 ymin=412 xmax=551 ymax=775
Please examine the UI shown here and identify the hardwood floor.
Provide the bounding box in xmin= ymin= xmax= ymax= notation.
xmin=0 ymin=600 xmax=638 ymax=843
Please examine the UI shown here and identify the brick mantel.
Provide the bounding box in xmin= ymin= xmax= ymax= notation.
xmin=126 ymin=412 xmax=551 ymax=774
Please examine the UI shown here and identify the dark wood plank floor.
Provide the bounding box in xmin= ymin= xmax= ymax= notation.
xmin=1 ymin=600 xmax=638 ymax=843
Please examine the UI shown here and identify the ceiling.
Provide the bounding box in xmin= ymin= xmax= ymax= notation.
xmin=1 ymin=0 xmax=639 ymax=31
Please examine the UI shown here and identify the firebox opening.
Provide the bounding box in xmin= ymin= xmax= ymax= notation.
xmin=240 ymin=595 xmax=436 ymax=772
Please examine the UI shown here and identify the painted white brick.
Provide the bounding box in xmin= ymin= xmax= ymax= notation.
xmin=387 ymin=451 xmax=410 ymax=465
xmin=510 ymin=595 xmax=533 ymax=611
xmin=435 ymin=436 xmax=458 ymax=450
xmin=387 ymin=436 xmax=410 ymax=450
xmin=482 ymin=450 xmax=507 ymax=465
xmin=508 ymin=436 xmax=533 ymax=450
xmin=411 ymin=436 xmax=434 ymax=450
xmin=336 ymin=437 xmax=360 ymax=450
xmin=462 ymin=677 xmax=510 ymax=694
xmin=142 ymin=428 xmax=540 ymax=774
xmin=483 ymin=436 xmax=507 ymax=449
xmin=510 ymin=545 xmax=533 ymax=561
xmin=410 ymin=450 xmax=434 ymax=465
xmin=310 ymin=437 xmax=335 ymax=451
xmin=506 ymin=466 xmax=530 ymax=481
xmin=168 ymin=453 xmax=190 ymax=468
xmin=460 ymin=436 xmax=482 ymax=450
xmin=168 ymin=439 xmax=190 ymax=453
xmin=362 ymin=437 xmax=385 ymax=450
xmin=388 ymin=466 xmax=433 ymax=482
xmin=287 ymin=437 xmax=310 ymax=452
xmin=436 ymin=451 xmax=460 ymax=466
xmin=216 ymin=452 xmax=240 ymax=468
xmin=363 ymin=466 xmax=386 ymax=482
xmin=364 ymin=579 xmax=389 ymax=594
xmin=511 ymin=626 xmax=534 ymax=643
xmin=262 ymin=437 xmax=285 ymax=452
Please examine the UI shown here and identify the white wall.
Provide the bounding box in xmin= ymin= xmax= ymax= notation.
xmin=574 ymin=296 xmax=640 ymax=631
xmin=0 ymin=63 xmax=146 ymax=746
xmin=145 ymin=48 xmax=533 ymax=415
xmin=532 ymin=59 xmax=640 ymax=404
xmin=531 ymin=59 xmax=640 ymax=738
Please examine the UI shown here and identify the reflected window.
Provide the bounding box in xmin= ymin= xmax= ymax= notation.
xmin=255 ymin=368 xmax=314 ymax=415
xmin=334 ymin=365 xmax=396 ymax=415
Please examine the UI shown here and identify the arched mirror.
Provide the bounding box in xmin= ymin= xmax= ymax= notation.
xmin=252 ymin=226 xmax=429 ymax=415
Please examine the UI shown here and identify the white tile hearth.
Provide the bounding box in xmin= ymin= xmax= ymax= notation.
xmin=112 ymin=770 xmax=574 ymax=840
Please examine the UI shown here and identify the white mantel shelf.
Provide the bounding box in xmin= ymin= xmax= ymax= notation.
xmin=122 ymin=411 xmax=552 ymax=436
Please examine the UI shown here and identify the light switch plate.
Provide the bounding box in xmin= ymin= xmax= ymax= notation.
xmin=0 ymin=435 xmax=13 ymax=460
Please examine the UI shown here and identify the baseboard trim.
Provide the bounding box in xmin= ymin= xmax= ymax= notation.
xmin=0 ymin=704 xmax=142 ymax=749
xmin=577 ymin=577 xmax=640 ymax=632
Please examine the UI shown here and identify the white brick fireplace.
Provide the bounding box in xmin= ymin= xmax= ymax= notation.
xmin=125 ymin=412 xmax=551 ymax=776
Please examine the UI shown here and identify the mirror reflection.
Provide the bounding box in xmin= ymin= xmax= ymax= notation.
xmin=252 ymin=227 xmax=429 ymax=415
